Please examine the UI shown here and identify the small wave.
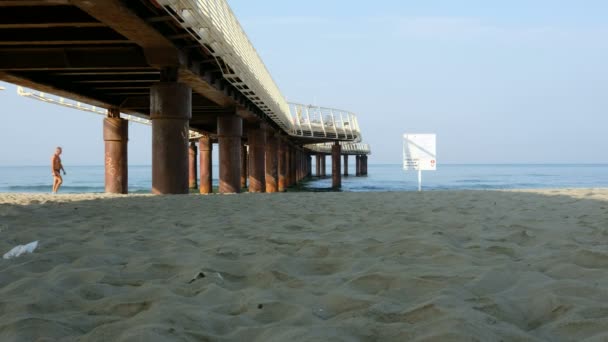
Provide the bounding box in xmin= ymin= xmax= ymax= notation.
xmin=356 ymin=185 xmax=390 ymax=191
xmin=131 ymin=189 xmax=152 ymax=194
xmin=2 ymin=185 xmax=151 ymax=194
xmin=455 ymin=179 xmax=484 ymax=184
xmin=6 ymin=185 xmax=102 ymax=192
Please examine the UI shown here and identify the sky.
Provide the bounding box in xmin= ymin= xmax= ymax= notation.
xmin=1 ymin=0 xmax=608 ymax=165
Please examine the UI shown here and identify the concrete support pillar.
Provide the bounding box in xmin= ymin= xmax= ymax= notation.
xmin=299 ymin=151 xmax=303 ymax=181
xmin=278 ymin=139 xmax=287 ymax=192
xmin=241 ymin=142 xmax=248 ymax=189
xmin=284 ymin=145 xmax=290 ymax=187
xmin=199 ymin=135 xmax=212 ymax=194
xmin=315 ymin=154 xmax=321 ymax=177
xmin=300 ymin=152 xmax=305 ymax=180
xmin=294 ymin=149 xmax=298 ymax=183
xmin=362 ymin=155 xmax=368 ymax=176
xmin=188 ymin=142 xmax=198 ymax=190
xmin=248 ymin=126 xmax=266 ymax=192
xmin=150 ymin=82 xmax=191 ymax=194
xmin=295 ymin=150 xmax=300 ymax=182
xmin=297 ymin=150 xmax=300 ymax=182
xmin=290 ymin=146 xmax=295 ymax=186
xmin=343 ymin=155 xmax=349 ymax=177
xmin=290 ymin=147 xmax=296 ymax=186
xmin=103 ymin=108 xmax=128 ymax=194
xmin=332 ymin=141 xmax=342 ymax=189
xmin=356 ymin=155 xmax=362 ymax=176
xmin=320 ymin=154 xmax=327 ymax=177
xmin=218 ymin=115 xmax=242 ymax=193
xmin=265 ymin=131 xmax=278 ymax=193
xmin=307 ymin=155 xmax=312 ymax=177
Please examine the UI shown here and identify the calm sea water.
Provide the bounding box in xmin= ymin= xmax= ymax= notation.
xmin=1 ymin=164 xmax=608 ymax=194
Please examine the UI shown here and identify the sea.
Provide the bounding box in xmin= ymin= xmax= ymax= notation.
xmin=2 ymin=164 xmax=608 ymax=194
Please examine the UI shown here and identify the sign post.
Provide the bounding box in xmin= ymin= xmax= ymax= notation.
xmin=403 ymin=134 xmax=436 ymax=191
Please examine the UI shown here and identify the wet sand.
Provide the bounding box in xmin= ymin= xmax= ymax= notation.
xmin=1 ymin=190 xmax=608 ymax=341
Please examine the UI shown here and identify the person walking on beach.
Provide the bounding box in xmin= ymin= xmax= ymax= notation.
xmin=51 ymin=147 xmax=66 ymax=193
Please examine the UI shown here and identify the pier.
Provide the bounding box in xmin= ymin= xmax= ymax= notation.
xmin=1 ymin=0 xmax=371 ymax=194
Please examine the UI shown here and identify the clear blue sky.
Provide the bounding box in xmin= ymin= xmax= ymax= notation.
xmin=1 ymin=0 xmax=607 ymax=165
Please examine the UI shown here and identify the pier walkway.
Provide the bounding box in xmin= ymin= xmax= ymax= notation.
xmin=1 ymin=0 xmax=371 ymax=193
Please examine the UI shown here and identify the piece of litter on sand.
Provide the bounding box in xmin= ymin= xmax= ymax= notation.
xmin=3 ymin=241 xmax=39 ymax=260
xmin=188 ymin=272 xmax=206 ymax=284
xmin=312 ymin=307 xmax=331 ymax=320
xmin=216 ymin=272 xmax=224 ymax=280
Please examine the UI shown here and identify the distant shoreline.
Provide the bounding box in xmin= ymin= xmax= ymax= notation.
xmin=4 ymin=163 xmax=608 ymax=167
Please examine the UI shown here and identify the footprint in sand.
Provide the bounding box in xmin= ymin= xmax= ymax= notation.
xmin=370 ymin=303 xmax=444 ymax=324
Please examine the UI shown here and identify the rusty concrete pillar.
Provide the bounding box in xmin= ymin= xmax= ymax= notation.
xmin=150 ymin=82 xmax=191 ymax=194
xmin=265 ymin=131 xmax=278 ymax=193
xmin=307 ymin=154 xmax=312 ymax=177
xmin=188 ymin=142 xmax=198 ymax=190
xmin=361 ymin=155 xmax=366 ymax=175
xmin=240 ymin=142 xmax=248 ymax=189
xmin=293 ymin=147 xmax=300 ymax=184
xmin=304 ymin=153 xmax=308 ymax=178
xmin=343 ymin=155 xmax=349 ymax=177
xmin=104 ymin=108 xmax=128 ymax=194
xmin=218 ymin=115 xmax=242 ymax=193
xmin=302 ymin=152 xmax=306 ymax=178
xmin=290 ymin=147 xmax=296 ymax=186
xmin=284 ymin=144 xmax=291 ymax=187
xmin=320 ymin=154 xmax=327 ymax=177
xmin=300 ymin=151 xmax=304 ymax=180
xmin=293 ymin=149 xmax=297 ymax=183
xmin=332 ymin=141 xmax=342 ymax=189
xmin=315 ymin=154 xmax=321 ymax=177
xmin=297 ymin=150 xmax=301 ymax=181
xmin=298 ymin=150 xmax=302 ymax=181
xmin=248 ymin=126 xmax=266 ymax=192
xmin=294 ymin=149 xmax=298 ymax=183
xmin=278 ymin=139 xmax=287 ymax=192
xmin=285 ymin=146 xmax=291 ymax=186
xmin=199 ymin=135 xmax=212 ymax=194
xmin=289 ymin=145 xmax=295 ymax=186
xmin=295 ymin=150 xmax=300 ymax=182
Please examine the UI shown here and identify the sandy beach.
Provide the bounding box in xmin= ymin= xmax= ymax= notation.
xmin=1 ymin=189 xmax=608 ymax=341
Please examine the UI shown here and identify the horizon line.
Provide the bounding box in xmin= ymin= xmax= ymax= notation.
xmin=4 ymin=163 xmax=608 ymax=167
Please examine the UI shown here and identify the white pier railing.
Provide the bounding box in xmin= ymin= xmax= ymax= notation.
xmin=154 ymin=0 xmax=362 ymax=141
xmin=305 ymin=142 xmax=371 ymax=155
xmin=289 ymin=102 xmax=361 ymax=141
xmin=156 ymin=0 xmax=292 ymax=131
xmin=14 ymin=0 xmax=367 ymax=143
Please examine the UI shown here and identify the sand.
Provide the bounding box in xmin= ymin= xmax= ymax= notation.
xmin=1 ymin=189 xmax=608 ymax=341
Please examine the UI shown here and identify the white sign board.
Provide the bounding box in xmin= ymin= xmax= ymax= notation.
xmin=403 ymin=134 xmax=437 ymax=171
